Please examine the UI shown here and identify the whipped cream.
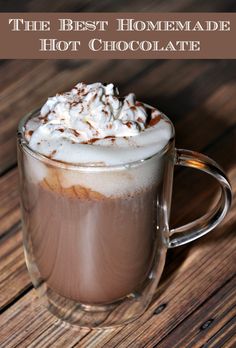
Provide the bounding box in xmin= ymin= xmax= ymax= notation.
xmin=24 ymin=82 xmax=173 ymax=165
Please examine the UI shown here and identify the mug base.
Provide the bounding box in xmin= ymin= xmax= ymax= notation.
xmin=36 ymin=282 xmax=148 ymax=329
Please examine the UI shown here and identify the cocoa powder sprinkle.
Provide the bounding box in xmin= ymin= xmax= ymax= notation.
xmin=149 ymin=115 xmax=162 ymax=127
xmin=125 ymin=121 xmax=133 ymax=128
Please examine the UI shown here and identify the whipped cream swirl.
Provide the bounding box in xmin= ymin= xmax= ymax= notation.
xmin=24 ymin=82 xmax=173 ymax=165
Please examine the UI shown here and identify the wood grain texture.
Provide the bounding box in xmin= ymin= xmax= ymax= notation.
xmin=156 ymin=275 xmax=236 ymax=348
xmin=0 ymin=140 xmax=235 ymax=346
xmin=0 ymin=10 xmax=236 ymax=344
xmin=1 ymin=199 xmax=235 ymax=347
xmin=0 ymin=228 xmax=31 ymax=313
xmin=0 ymin=168 xmax=20 ymax=237
xmin=0 ymin=61 xmax=235 ymax=347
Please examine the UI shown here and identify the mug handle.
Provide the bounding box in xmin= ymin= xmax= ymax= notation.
xmin=168 ymin=149 xmax=232 ymax=248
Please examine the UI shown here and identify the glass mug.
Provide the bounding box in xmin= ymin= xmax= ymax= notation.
xmin=17 ymin=108 xmax=232 ymax=328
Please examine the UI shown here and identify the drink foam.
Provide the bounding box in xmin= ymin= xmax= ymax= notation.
xmin=22 ymin=82 xmax=174 ymax=196
xmin=24 ymin=82 xmax=173 ymax=166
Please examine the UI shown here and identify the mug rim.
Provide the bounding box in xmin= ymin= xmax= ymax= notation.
xmin=17 ymin=105 xmax=175 ymax=172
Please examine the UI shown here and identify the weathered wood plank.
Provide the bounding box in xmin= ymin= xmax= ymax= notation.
xmin=0 ymin=167 xmax=20 ymax=237
xmin=0 ymin=61 xmax=40 ymax=94
xmin=150 ymin=275 xmax=236 ymax=347
xmin=0 ymin=57 xmax=235 ymax=347
xmin=1 ymin=200 xmax=234 ymax=348
xmin=0 ymin=228 xmax=30 ymax=311
xmin=0 ymin=290 xmax=90 ymax=348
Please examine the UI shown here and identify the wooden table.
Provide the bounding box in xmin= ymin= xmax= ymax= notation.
xmin=0 ymin=1 xmax=236 ymax=345
xmin=0 ymin=57 xmax=235 ymax=347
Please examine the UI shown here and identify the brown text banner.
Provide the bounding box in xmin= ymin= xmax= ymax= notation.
xmin=0 ymin=13 xmax=235 ymax=59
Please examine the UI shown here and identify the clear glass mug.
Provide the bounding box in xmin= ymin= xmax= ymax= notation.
xmin=17 ymin=108 xmax=232 ymax=328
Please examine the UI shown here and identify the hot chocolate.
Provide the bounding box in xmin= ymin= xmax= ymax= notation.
xmin=26 ymin=177 xmax=158 ymax=304
xmin=18 ymin=81 xmax=232 ymax=327
xmin=21 ymin=82 xmax=172 ymax=305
